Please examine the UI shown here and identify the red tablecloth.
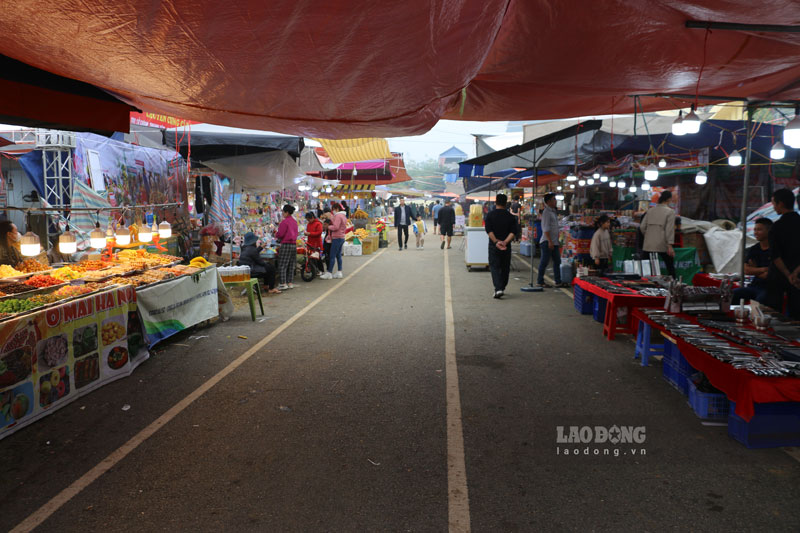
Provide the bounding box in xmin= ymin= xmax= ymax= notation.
xmin=692 ymin=273 xmax=740 ymax=288
xmin=632 ymin=308 xmax=800 ymax=421
xmin=573 ymin=278 xmax=666 ymax=340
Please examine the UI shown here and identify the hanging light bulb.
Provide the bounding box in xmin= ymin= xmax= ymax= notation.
xmin=695 ymin=170 xmax=708 ymax=185
xmin=682 ymin=106 xmax=701 ymax=134
xmin=629 ymin=184 xmax=637 ymax=192
xmin=600 ymin=175 xmax=608 ymax=183
xmin=90 ymin=222 xmax=106 ymax=249
xmin=115 ymin=226 xmax=131 ymax=246
xmin=58 ymin=230 xmax=77 ymax=254
xmin=138 ymin=222 xmax=152 ymax=243
xmin=569 ymin=184 xmax=576 ymax=189
xmin=641 ymin=181 xmax=651 ymax=191
xmin=325 ymin=186 xmax=333 ymax=194
xmin=770 ymin=141 xmax=786 ymax=160
xmin=672 ymin=111 xmax=686 ymax=136
xmin=20 ymin=231 xmax=41 ymax=257
xmin=587 ymin=178 xmax=595 ymax=185
xmin=566 ymin=173 xmax=578 ymax=182
xmin=555 ymin=194 xmax=565 ymax=201
xmin=341 ymin=195 xmax=346 ymax=200
xmin=158 ymin=220 xmax=172 ymax=239
xmin=728 ymin=149 xmax=742 ymax=166
xmin=352 ymin=168 xmax=358 ymax=176
xmin=617 ymin=179 xmax=626 ymax=188
xmin=609 ymin=180 xmax=617 ymax=188
xmin=658 ymin=158 xmax=667 ymax=168
xmin=578 ymin=179 xmax=586 ymax=186
xmin=354 ymin=194 xmax=358 ymax=199
xmin=783 ymin=113 xmax=800 ymax=148
xmin=556 ymin=185 xmax=563 ymax=191
xmin=592 ymin=171 xmax=600 ymax=179
xmin=312 ymin=190 xmax=319 ymax=198
xmin=644 ymin=163 xmax=659 ymax=181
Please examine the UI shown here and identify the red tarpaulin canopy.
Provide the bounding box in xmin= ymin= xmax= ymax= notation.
xmin=1 ymin=1 xmax=799 ymax=137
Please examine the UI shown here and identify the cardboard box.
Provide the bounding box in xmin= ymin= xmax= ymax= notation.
xmin=361 ymin=238 xmax=374 ymax=255
xmin=343 ymin=243 xmax=362 ymax=256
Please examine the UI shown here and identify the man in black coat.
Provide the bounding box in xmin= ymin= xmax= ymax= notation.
xmin=237 ymin=232 xmax=279 ymax=293
xmin=394 ymin=198 xmax=414 ymax=250
xmin=437 ymin=199 xmax=456 ymax=249
xmin=768 ymin=188 xmax=800 ymax=317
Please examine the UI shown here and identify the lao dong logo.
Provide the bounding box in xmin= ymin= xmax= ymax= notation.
xmin=556 ymin=425 xmax=646 ymax=445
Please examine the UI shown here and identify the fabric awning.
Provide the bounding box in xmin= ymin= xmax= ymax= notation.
xmin=165 ymin=130 xmax=304 ymax=161
xmin=312 ymin=138 xmax=393 ymax=163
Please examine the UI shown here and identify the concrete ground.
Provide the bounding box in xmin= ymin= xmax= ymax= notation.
xmin=2 ymin=232 xmax=800 ymax=532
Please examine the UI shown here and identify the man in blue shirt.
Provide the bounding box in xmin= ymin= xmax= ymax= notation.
xmin=432 ymin=200 xmax=442 ymax=234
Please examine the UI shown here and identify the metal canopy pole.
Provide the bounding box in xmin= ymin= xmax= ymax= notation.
xmin=521 ymin=146 xmax=543 ymax=292
xmin=739 ymin=105 xmax=754 ymax=284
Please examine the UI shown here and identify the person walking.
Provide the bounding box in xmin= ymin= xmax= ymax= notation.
xmin=640 ymin=190 xmax=677 ymax=277
xmin=320 ymin=202 xmax=347 ymax=279
xmin=438 ymin=198 xmax=456 ymax=249
xmin=413 ymin=216 xmax=427 ymax=249
xmin=537 ymin=193 xmax=566 ymax=287
xmin=431 ymin=200 xmax=442 ymax=236
xmin=275 ymin=204 xmax=299 ymax=290
xmin=237 ymin=232 xmax=280 ymax=294
xmin=732 ymin=217 xmax=772 ymax=305
xmin=590 ymin=214 xmax=613 ymax=275
xmin=485 ymin=194 xmax=519 ymax=299
xmin=394 ymin=198 xmax=413 ymax=250
xmin=768 ymin=188 xmax=800 ymax=317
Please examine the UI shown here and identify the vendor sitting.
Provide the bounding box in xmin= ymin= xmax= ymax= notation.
xmin=237 ymin=232 xmax=280 ymax=295
xmin=732 ymin=217 xmax=772 ymax=305
xmin=0 ymin=220 xmax=23 ymax=266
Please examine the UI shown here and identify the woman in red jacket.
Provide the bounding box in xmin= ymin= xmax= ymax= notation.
xmin=305 ymin=212 xmax=324 ymax=271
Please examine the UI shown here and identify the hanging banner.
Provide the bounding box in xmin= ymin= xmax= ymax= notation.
xmin=0 ymin=286 xmax=148 ymax=440
xmin=136 ymin=268 xmax=219 ymax=346
xmin=130 ymin=112 xmax=200 ymax=129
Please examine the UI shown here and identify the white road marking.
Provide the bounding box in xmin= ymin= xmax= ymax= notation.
xmin=10 ymin=250 xmax=387 ymax=533
xmin=444 ymin=251 xmax=471 ymax=533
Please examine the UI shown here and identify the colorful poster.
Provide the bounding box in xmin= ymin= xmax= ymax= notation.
xmin=136 ymin=268 xmax=219 ymax=346
xmin=0 ymin=286 xmax=149 ymax=440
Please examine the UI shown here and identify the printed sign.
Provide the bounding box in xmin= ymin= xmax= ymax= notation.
xmin=0 ymin=286 xmax=148 ymax=440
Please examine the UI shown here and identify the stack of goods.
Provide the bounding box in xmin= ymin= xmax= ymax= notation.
xmin=78 ymin=260 xmax=111 ymax=271
xmin=354 ymin=228 xmax=369 ymax=241
xmin=189 ymin=257 xmax=212 ymax=269
xmin=103 ymin=265 xmax=138 ymax=276
xmin=351 ymin=208 xmax=369 ymax=219
xmin=15 ymin=258 xmax=50 ymax=273
xmin=52 ymin=285 xmax=95 ymax=298
xmin=612 ymin=229 xmax=639 ymax=248
xmin=80 ymin=270 xmax=114 ymax=282
xmin=0 ymin=265 xmax=24 ymax=278
xmin=0 ymin=283 xmax=36 ymax=295
xmin=24 ymin=275 xmax=63 ymax=288
xmin=117 ymin=249 xmax=181 ymax=269
xmin=51 ymin=266 xmax=84 ymax=281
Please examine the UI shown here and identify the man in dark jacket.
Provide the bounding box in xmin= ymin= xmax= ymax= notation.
xmin=768 ymin=188 xmax=800 ymax=317
xmin=394 ymin=198 xmax=414 ymax=250
xmin=238 ymin=232 xmax=280 ymax=294
xmin=437 ymin=199 xmax=456 ymax=249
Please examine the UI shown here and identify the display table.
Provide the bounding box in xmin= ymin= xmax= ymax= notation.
xmin=692 ymin=273 xmax=740 ymax=288
xmin=632 ymin=308 xmax=800 ymax=421
xmin=135 ymin=266 xmax=220 ymax=346
xmin=0 ymin=284 xmax=148 ymax=440
xmin=464 ymin=226 xmax=488 ymax=270
xmin=572 ymin=277 xmax=666 ymax=340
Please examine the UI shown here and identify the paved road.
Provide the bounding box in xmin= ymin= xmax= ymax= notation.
xmin=2 ymin=237 xmax=800 ymax=532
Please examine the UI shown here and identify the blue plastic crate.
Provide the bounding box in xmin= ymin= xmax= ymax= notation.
xmin=662 ymin=360 xmax=690 ymax=396
xmin=687 ymin=381 xmax=730 ymax=420
xmin=519 ymin=241 xmax=532 ymax=257
xmin=573 ymin=285 xmax=593 ymax=315
xmin=663 ymin=340 xmax=696 ymax=376
xmin=592 ymin=297 xmax=607 ymax=323
xmin=728 ymin=401 xmax=800 ymax=448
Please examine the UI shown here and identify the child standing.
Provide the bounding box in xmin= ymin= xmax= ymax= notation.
xmin=413 ymin=218 xmax=427 ymax=249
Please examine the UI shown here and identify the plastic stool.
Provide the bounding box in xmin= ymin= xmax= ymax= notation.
xmin=635 ymin=321 xmax=664 ymax=366
xmin=223 ymin=278 xmax=264 ymax=321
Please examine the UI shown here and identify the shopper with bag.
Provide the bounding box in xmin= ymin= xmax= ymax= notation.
xmin=320 ymin=203 xmax=347 ymax=279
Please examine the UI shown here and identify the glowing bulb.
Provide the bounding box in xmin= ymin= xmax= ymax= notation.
xmin=629 ymin=185 xmax=637 ymax=192
xmin=770 ymin=141 xmax=786 ymax=160
xmin=578 ymin=179 xmax=586 ymax=186
xmin=644 ymin=163 xmax=659 ymax=181
xmin=592 ymin=172 xmax=600 ymax=179
xmin=566 ymin=173 xmax=577 ymax=182
xmin=115 ymin=227 xmax=131 ymax=245
xmin=158 ymin=220 xmax=172 ymax=239
xmin=569 ymin=184 xmax=575 ymax=189
xmin=555 ymin=194 xmax=565 ymax=201
xmin=587 ymin=178 xmax=595 ymax=185
xmin=672 ymin=113 xmax=685 ymax=136
xmin=139 ymin=226 xmax=152 ymax=243
xmin=728 ymin=150 xmax=742 ymax=166
xmin=556 ymin=185 xmax=562 ymax=190
xmin=658 ymin=158 xmax=667 ymax=168
xmin=641 ymin=181 xmax=651 ymax=191
xmin=325 ymin=186 xmax=333 ymax=193
xmin=20 ymin=231 xmax=40 ymax=256
xmin=682 ymin=109 xmax=701 ymax=134
xmin=609 ymin=181 xmax=617 ymax=188
xmin=695 ymin=170 xmax=708 ymax=185
xmin=600 ymin=175 xmax=608 ymax=183
xmin=784 ymin=115 xmax=800 ymax=148
xmin=312 ymin=191 xmax=319 ymax=198
xmin=618 ymin=179 xmax=626 ymax=188
xmin=90 ymin=226 xmax=106 ymax=249
xmin=58 ymin=231 xmax=77 ymax=254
